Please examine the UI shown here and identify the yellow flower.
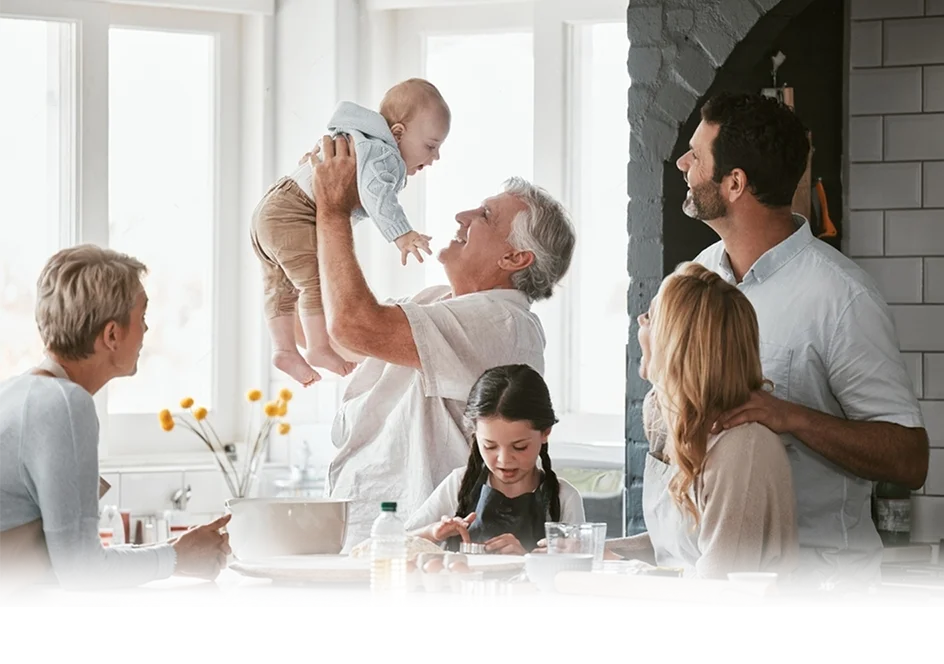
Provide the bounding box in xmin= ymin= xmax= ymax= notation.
xmin=263 ymin=401 xmax=279 ymax=417
xmin=179 ymin=397 xmax=194 ymax=409
xmin=158 ymin=411 xmax=175 ymax=432
xmin=278 ymin=388 xmax=293 ymax=402
xmin=193 ymin=407 xmax=208 ymax=421
xmin=277 ymin=401 xmax=288 ymax=417
xmin=278 ymin=423 xmax=291 ymax=435
xmin=246 ymin=389 xmax=262 ymax=402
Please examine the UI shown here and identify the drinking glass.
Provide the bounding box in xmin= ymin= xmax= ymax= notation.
xmin=545 ymin=522 xmax=593 ymax=555
xmin=545 ymin=522 xmax=607 ymax=570
xmin=579 ymin=522 xmax=606 ymax=571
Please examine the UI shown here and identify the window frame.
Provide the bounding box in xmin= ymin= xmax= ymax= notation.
xmin=1 ymin=0 xmax=244 ymax=461
xmin=383 ymin=0 xmax=628 ymax=448
xmin=104 ymin=4 xmax=242 ymax=459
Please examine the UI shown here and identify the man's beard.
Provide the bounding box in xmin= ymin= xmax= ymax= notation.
xmin=682 ymin=179 xmax=727 ymax=221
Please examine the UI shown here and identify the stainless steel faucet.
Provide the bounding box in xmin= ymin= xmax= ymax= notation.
xmin=171 ymin=485 xmax=192 ymax=511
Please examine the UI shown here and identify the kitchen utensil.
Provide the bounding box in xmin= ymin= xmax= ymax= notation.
xmin=225 ymin=497 xmax=350 ymax=561
xmin=813 ymin=178 xmax=837 ymax=239
xmin=554 ymin=571 xmax=779 ymax=604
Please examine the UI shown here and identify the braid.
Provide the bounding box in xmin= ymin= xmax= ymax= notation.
xmin=455 ymin=436 xmax=487 ymax=518
xmin=444 ymin=437 xmax=486 ymax=552
xmin=539 ymin=443 xmax=561 ymax=521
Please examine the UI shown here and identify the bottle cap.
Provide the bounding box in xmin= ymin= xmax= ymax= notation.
xmin=381 ymin=501 xmax=397 ymax=512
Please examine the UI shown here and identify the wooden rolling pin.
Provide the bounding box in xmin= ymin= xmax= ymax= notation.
xmin=554 ymin=571 xmax=768 ymax=603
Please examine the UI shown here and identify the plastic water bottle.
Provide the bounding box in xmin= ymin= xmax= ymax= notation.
xmin=370 ymin=501 xmax=407 ymax=594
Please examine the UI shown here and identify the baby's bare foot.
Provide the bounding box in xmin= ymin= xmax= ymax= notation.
xmin=272 ymin=350 xmax=321 ymax=386
xmin=304 ymin=345 xmax=358 ymax=377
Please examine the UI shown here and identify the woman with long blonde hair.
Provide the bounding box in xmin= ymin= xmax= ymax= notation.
xmin=607 ymin=262 xmax=798 ymax=579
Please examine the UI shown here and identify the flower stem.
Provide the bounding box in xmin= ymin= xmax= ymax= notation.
xmin=176 ymin=416 xmax=238 ymax=498
xmin=204 ymin=418 xmax=240 ymax=484
xmin=241 ymin=417 xmax=273 ymax=497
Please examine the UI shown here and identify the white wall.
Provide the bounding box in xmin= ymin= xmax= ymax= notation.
xmin=846 ymin=0 xmax=944 ymax=542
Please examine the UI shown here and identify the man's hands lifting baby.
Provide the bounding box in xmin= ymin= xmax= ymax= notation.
xmin=302 ymin=142 xmax=432 ymax=267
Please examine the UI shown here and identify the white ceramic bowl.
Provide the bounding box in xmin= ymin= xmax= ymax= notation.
xmin=524 ymin=553 xmax=594 ymax=593
xmin=225 ymin=498 xmax=349 ymax=561
xmin=726 ymin=572 xmax=779 ymax=584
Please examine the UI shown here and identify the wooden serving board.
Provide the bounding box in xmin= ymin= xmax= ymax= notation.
xmin=230 ymin=554 xmax=525 ymax=583
xmin=554 ymin=572 xmax=780 ymax=604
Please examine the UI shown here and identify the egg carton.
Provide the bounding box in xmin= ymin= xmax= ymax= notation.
xmin=406 ymin=553 xmax=484 ymax=593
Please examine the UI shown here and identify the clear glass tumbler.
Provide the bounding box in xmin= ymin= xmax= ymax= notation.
xmin=545 ymin=522 xmax=592 ymax=555
xmin=579 ymin=522 xmax=606 ymax=571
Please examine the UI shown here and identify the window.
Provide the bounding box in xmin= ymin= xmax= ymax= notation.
xmin=105 ymin=9 xmax=240 ymax=456
xmin=0 ymin=17 xmax=74 ymax=380
xmin=107 ymin=28 xmax=216 ymax=415
xmin=1 ymin=2 xmax=242 ymax=458
xmin=422 ymin=32 xmax=534 ymax=288
xmin=386 ymin=1 xmax=629 ymax=446
xmin=568 ymin=22 xmax=630 ymax=416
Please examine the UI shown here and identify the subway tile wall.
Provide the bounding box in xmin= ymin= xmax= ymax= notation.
xmin=848 ymin=0 xmax=944 ymax=541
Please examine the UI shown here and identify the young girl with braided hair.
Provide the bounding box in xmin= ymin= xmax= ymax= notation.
xmin=405 ymin=364 xmax=584 ymax=555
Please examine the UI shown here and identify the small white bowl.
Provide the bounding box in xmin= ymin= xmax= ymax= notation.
xmin=726 ymin=572 xmax=779 ymax=583
xmin=524 ymin=553 xmax=594 ymax=593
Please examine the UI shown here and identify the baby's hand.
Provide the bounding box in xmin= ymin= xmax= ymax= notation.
xmin=394 ymin=231 xmax=433 ymax=266
xmin=298 ymin=143 xmax=321 ymax=166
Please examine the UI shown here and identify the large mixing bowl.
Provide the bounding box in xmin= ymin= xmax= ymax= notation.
xmin=225 ymin=498 xmax=349 ymax=561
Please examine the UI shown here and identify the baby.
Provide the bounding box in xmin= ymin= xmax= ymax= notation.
xmin=249 ymin=78 xmax=451 ymax=386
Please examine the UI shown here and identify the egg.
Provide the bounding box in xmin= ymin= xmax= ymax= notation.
xmin=423 ymin=558 xmax=444 ymax=574
xmin=447 ymin=561 xmax=471 ymax=574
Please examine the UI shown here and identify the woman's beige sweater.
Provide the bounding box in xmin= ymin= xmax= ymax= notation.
xmin=613 ymin=390 xmax=799 ymax=579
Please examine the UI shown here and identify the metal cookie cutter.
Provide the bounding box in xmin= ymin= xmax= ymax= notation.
xmin=459 ymin=542 xmax=486 ymax=555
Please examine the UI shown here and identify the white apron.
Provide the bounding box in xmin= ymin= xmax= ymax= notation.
xmin=642 ymin=449 xmax=702 ymax=575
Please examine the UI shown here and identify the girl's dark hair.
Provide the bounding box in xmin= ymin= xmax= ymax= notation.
xmin=454 ymin=364 xmax=561 ymax=521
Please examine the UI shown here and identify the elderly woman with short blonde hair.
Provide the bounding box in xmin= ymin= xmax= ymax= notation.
xmin=0 ymin=244 xmax=230 ymax=592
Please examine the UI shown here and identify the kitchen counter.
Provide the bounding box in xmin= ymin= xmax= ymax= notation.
xmin=9 ymin=569 xmax=944 ymax=608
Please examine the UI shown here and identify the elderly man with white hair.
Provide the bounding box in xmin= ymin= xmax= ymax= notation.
xmin=309 ymin=135 xmax=576 ymax=549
